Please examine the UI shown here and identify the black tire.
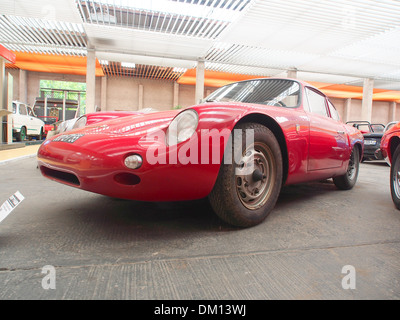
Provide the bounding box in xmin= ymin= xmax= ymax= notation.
xmin=16 ymin=127 xmax=26 ymax=142
xmin=333 ymin=147 xmax=360 ymax=190
xmin=390 ymin=146 xmax=400 ymax=210
xmin=208 ymin=123 xmax=283 ymax=227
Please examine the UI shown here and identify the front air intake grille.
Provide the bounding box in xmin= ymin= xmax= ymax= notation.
xmin=40 ymin=166 xmax=80 ymax=186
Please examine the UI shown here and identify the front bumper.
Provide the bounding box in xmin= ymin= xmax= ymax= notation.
xmin=363 ymin=144 xmax=383 ymax=160
xmin=37 ymin=134 xmax=220 ymax=202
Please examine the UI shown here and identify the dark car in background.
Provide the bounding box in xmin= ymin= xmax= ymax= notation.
xmin=346 ymin=121 xmax=385 ymax=161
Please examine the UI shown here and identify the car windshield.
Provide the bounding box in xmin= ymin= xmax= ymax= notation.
xmin=354 ymin=123 xmax=384 ymax=133
xmin=205 ymin=79 xmax=300 ymax=108
xmin=371 ymin=124 xmax=384 ymax=133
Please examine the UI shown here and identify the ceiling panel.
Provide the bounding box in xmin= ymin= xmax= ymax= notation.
xmin=1 ymin=0 xmax=82 ymax=23
xmin=299 ymin=56 xmax=396 ymax=79
xmin=96 ymin=51 xmax=196 ymax=69
xmin=205 ymin=61 xmax=283 ymax=77
xmin=296 ymin=72 xmax=361 ymax=85
xmin=219 ymin=0 xmax=400 ymax=50
xmin=1 ymin=0 xmax=400 ymax=91
xmin=331 ymin=27 xmax=400 ymax=66
xmin=84 ymin=23 xmax=213 ymax=60
xmin=0 ymin=15 xmax=87 ymax=56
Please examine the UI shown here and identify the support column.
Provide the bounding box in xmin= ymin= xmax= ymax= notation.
xmin=0 ymin=59 xmax=5 ymax=143
xmin=19 ymin=69 xmax=27 ymax=103
xmin=62 ymin=91 xmax=66 ymax=121
xmin=361 ymin=78 xmax=374 ymax=123
xmin=85 ymin=48 xmax=96 ymax=114
xmin=101 ymin=76 xmax=107 ymax=111
xmin=195 ymin=60 xmax=205 ymax=104
xmin=173 ymin=82 xmax=179 ymax=109
xmin=138 ymin=84 xmax=144 ymax=110
xmin=390 ymin=101 xmax=397 ymax=122
xmin=0 ymin=59 xmax=4 ymax=110
xmin=287 ymin=68 xmax=297 ymax=79
xmin=44 ymin=96 xmax=48 ymax=116
xmin=6 ymin=73 xmax=12 ymax=143
xmin=344 ymin=98 xmax=352 ymax=123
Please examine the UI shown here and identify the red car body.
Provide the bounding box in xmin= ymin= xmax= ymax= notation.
xmin=380 ymin=122 xmax=400 ymax=164
xmin=85 ymin=111 xmax=145 ymax=126
xmin=37 ymin=78 xmax=364 ymax=226
xmin=379 ymin=121 xmax=400 ymax=209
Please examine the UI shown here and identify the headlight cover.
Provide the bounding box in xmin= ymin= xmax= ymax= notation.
xmin=72 ymin=116 xmax=87 ymax=130
xmin=166 ymin=109 xmax=199 ymax=146
xmin=58 ymin=118 xmax=78 ymax=133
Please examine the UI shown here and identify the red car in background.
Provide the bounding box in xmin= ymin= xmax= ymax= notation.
xmin=38 ymin=78 xmax=364 ymax=227
xmin=37 ymin=116 xmax=58 ymax=138
xmin=379 ymin=122 xmax=400 ymax=209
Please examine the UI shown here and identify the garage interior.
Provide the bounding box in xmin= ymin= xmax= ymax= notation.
xmin=1 ymin=0 xmax=400 ymax=300
xmin=1 ymin=0 xmax=400 ymax=122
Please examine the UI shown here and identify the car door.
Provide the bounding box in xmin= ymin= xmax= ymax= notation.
xmin=304 ymin=87 xmax=348 ymax=171
xmin=17 ymin=103 xmax=29 ymax=131
xmin=27 ymin=106 xmax=42 ymax=134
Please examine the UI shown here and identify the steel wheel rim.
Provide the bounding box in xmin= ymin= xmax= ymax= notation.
xmin=235 ymin=142 xmax=276 ymax=210
xmin=393 ymin=159 xmax=400 ymax=199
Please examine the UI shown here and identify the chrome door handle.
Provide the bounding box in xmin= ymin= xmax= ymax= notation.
xmin=337 ymin=131 xmax=345 ymax=134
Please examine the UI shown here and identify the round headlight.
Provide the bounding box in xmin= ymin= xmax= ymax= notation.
xmin=166 ymin=109 xmax=199 ymax=146
xmin=72 ymin=116 xmax=87 ymax=130
xmin=124 ymin=155 xmax=143 ymax=169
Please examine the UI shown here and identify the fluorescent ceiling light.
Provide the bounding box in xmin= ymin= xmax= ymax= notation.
xmin=173 ymin=67 xmax=187 ymax=73
xmin=121 ymin=62 xmax=136 ymax=68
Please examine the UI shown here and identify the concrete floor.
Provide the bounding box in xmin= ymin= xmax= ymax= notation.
xmin=0 ymin=156 xmax=399 ymax=300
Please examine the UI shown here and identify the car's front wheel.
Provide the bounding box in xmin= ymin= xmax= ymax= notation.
xmin=209 ymin=123 xmax=283 ymax=227
xmin=333 ymin=146 xmax=360 ymax=190
xmin=390 ymin=146 xmax=400 ymax=210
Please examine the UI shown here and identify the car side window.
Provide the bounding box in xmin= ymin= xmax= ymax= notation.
xmin=19 ymin=104 xmax=28 ymax=115
xmin=302 ymin=89 xmax=310 ymax=112
xmin=305 ymin=88 xmax=328 ymax=117
xmin=327 ymin=100 xmax=340 ymax=121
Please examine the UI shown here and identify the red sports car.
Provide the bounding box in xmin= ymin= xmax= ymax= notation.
xmin=72 ymin=109 xmax=159 ymax=130
xmin=379 ymin=121 xmax=400 ymax=209
xmin=37 ymin=78 xmax=364 ymax=227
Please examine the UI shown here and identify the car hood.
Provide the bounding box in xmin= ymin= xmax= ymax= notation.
xmin=70 ymin=109 xmax=180 ymax=137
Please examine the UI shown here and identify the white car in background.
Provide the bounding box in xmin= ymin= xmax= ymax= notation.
xmin=12 ymin=101 xmax=45 ymax=141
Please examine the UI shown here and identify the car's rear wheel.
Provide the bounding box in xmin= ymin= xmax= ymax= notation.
xmin=208 ymin=123 xmax=283 ymax=227
xmin=16 ymin=127 xmax=26 ymax=142
xmin=333 ymin=146 xmax=360 ymax=190
xmin=390 ymin=146 xmax=400 ymax=210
